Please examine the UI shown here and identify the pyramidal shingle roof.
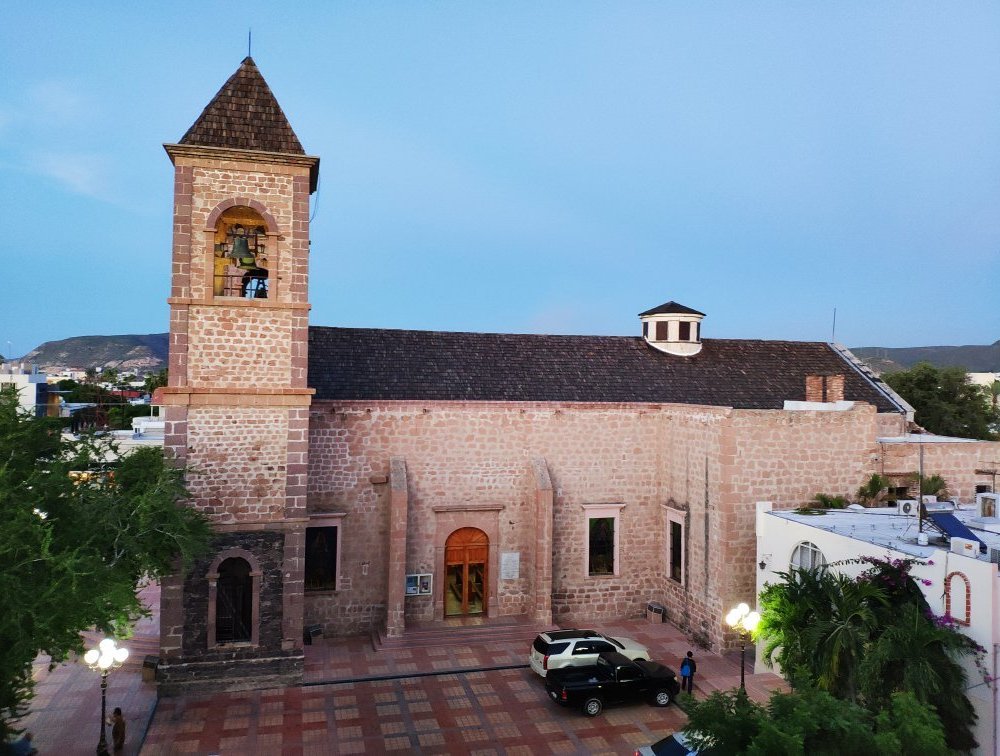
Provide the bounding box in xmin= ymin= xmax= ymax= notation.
xmin=638 ymin=301 xmax=705 ymax=317
xmin=179 ymin=57 xmax=305 ymax=155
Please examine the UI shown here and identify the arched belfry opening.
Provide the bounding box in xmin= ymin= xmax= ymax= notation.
xmin=445 ymin=527 xmax=489 ymax=616
xmin=213 ymin=206 xmax=269 ymax=299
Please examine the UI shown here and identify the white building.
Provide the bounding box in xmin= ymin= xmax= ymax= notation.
xmin=0 ymin=362 xmax=56 ymax=417
xmin=756 ymin=496 xmax=1000 ymax=754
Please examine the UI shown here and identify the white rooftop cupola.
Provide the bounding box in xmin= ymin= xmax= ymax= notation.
xmin=639 ymin=301 xmax=705 ymax=356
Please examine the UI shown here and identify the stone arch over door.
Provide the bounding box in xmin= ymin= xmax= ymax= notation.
xmin=206 ymin=547 xmax=263 ymax=648
xmin=432 ymin=505 xmax=502 ymax=620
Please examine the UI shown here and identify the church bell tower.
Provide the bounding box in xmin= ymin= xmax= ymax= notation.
xmin=157 ymin=57 xmax=319 ymax=693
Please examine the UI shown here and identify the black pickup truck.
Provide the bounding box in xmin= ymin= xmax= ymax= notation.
xmin=544 ymin=651 xmax=680 ymax=716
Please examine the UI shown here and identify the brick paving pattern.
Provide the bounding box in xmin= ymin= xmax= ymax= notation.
xmin=15 ymin=592 xmax=787 ymax=755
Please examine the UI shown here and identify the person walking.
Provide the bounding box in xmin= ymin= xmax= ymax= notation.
xmin=110 ymin=707 xmax=126 ymax=753
xmin=679 ymin=650 xmax=697 ymax=694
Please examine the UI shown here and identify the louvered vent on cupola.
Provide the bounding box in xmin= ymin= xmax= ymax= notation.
xmin=638 ymin=301 xmax=705 ymax=356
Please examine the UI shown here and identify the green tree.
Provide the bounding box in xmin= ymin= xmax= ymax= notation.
xmin=143 ymin=368 xmax=168 ymax=395
xmin=685 ymin=687 xmax=888 ymax=756
xmin=883 ymin=362 xmax=998 ymax=440
xmin=0 ymin=388 xmax=212 ymax=739
xmin=872 ymin=691 xmax=949 ymax=756
xmin=758 ymin=556 xmax=980 ymax=752
xmin=684 ymin=689 xmax=765 ymax=755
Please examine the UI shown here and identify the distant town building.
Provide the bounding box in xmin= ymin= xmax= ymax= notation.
xmin=0 ymin=362 xmax=58 ymax=417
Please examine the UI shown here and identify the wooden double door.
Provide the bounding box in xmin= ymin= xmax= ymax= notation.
xmin=445 ymin=527 xmax=488 ymax=616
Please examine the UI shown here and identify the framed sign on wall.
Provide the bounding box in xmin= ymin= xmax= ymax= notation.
xmin=406 ymin=573 xmax=433 ymax=596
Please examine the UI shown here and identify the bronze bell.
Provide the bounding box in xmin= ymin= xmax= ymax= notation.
xmin=232 ymin=237 xmax=258 ymax=270
xmin=230 ymin=236 xmax=251 ymax=260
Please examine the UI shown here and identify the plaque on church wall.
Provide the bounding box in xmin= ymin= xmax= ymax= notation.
xmin=405 ymin=573 xmax=433 ymax=596
xmin=500 ymin=552 xmax=520 ymax=580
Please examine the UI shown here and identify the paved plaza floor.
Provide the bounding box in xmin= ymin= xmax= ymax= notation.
xmin=15 ymin=589 xmax=788 ymax=755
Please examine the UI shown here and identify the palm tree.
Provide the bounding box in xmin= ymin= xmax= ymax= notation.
xmin=803 ymin=575 xmax=886 ymax=702
xmin=856 ymin=474 xmax=889 ymax=506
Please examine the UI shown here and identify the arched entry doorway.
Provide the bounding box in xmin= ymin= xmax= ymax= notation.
xmin=445 ymin=527 xmax=488 ymax=616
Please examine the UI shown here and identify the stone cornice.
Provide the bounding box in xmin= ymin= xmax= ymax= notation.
xmin=163 ymin=143 xmax=320 ymax=191
xmin=168 ymin=296 xmax=311 ymax=311
xmin=159 ymin=387 xmax=314 ymax=407
xmin=432 ymin=503 xmax=505 ymax=513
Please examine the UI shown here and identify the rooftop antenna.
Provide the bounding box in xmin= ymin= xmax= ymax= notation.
xmin=831 ymin=307 xmax=837 ymax=343
xmin=248 ymin=28 xmax=252 ymax=58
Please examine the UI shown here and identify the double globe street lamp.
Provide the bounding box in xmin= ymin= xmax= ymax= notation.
xmin=725 ymin=603 xmax=760 ymax=691
xmin=83 ymin=637 xmax=128 ymax=756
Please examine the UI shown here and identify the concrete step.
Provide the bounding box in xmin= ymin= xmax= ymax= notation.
xmin=374 ymin=618 xmax=556 ymax=652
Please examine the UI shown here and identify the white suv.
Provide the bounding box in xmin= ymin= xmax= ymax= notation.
xmin=529 ymin=629 xmax=651 ymax=677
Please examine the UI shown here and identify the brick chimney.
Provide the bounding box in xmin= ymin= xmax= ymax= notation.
xmin=805 ymin=374 xmax=844 ymax=402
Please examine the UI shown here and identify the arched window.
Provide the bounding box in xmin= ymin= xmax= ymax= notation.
xmin=944 ymin=572 xmax=971 ymax=626
xmin=213 ymin=207 xmax=269 ymax=299
xmin=216 ymin=557 xmax=253 ymax=644
xmin=790 ymin=541 xmax=827 ymax=571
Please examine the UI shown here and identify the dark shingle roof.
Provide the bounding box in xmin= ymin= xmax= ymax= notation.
xmin=638 ymin=301 xmax=705 ymax=317
xmin=179 ymin=57 xmax=305 ymax=155
xmin=307 ymin=327 xmax=902 ymax=412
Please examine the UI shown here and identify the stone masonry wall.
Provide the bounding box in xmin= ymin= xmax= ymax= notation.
xmin=306 ymin=400 xmax=732 ymax=640
xmin=716 ymin=403 xmax=879 ymax=648
xmin=189 ymin=165 xmax=295 ymax=303
xmin=187 ymin=307 xmax=294 ymax=388
xmin=304 ymin=399 xmax=994 ymax=649
xmin=880 ymin=440 xmax=1000 ymax=500
xmin=185 ymin=406 xmax=291 ymax=523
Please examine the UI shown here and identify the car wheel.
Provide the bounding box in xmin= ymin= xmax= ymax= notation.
xmin=583 ymin=697 xmax=603 ymax=717
xmin=653 ymin=689 xmax=672 ymax=707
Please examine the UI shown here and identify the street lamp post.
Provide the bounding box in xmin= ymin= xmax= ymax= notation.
xmin=725 ymin=602 xmax=761 ymax=691
xmin=83 ymin=637 xmax=128 ymax=756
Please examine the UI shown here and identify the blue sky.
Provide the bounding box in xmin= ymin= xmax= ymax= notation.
xmin=2 ymin=2 xmax=999 ymax=359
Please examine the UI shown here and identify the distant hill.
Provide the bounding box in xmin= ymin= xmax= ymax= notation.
xmin=20 ymin=334 xmax=168 ymax=374
xmin=11 ymin=331 xmax=999 ymax=377
xmin=852 ymin=341 xmax=1000 ymax=374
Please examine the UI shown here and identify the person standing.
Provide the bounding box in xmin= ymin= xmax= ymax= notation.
xmin=111 ymin=707 xmax=126 ymax=753
xmin=679 ymin=650 xmax=697 ymax=694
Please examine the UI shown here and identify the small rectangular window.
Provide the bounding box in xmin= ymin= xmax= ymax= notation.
xmin=305 ymin=526 xmax=339 ymax=591
xmin=642 ymin=321 xmax=648 ymax=338
xmin=588 ymin=517 xmax=615 ymax=575
xmin=655 ymin=321 xmax=669 ymax=341
xmin=678 ymin=322 xmax=690 ymax=340
xmin=670 ymin=521 xmax=683 ymax=582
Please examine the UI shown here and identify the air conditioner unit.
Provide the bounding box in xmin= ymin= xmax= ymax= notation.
xmin=951 ymin=537 xmax=978 ymax=557
xmin=989 ymin=548 xmax=1000 ymax=566
xmin=897 ymin=499 xmax=919 ymax=517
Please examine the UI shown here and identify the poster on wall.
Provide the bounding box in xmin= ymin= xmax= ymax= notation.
xmin=500 ymin=552 xmax=520 ymax=580
xmin=406 ymin=573 xmax=433 ymax=596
